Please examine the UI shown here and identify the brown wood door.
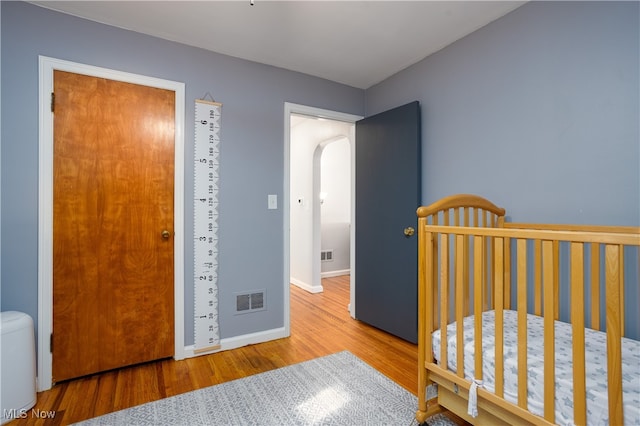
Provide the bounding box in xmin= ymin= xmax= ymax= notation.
xmin=52 ymin=71 xmax=175 ymax=382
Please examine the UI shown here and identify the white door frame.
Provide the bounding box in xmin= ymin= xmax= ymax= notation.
xmin=283 ymin=103 xmax=361 ymax=335
xmin=38 ymin=56 xmax=186 ymax=391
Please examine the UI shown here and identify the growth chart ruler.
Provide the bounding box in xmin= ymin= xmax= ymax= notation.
xmin=193 ymin=99 xmax=222 ymax=353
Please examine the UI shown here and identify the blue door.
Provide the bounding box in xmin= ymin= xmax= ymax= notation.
xmin=355 ymin=101 xmax=421 ymax=343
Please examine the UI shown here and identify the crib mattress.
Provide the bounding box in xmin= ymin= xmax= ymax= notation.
xmin=432 ymin=310 xmax=640 ymax=426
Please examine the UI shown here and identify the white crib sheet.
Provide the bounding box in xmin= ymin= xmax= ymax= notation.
xmin=432 ymin=310 xmax=640 ymax=426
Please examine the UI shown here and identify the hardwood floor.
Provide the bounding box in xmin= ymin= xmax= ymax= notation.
xmin=10 ymin=276 xmax=420 ymax=425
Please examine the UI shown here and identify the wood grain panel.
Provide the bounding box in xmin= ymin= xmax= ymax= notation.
xmin=53 ymin=70 xmax=175 ymax=382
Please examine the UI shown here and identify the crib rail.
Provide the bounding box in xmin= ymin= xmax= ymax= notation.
xmin=416 ymin=193 xmax=506 ymax=227
xmin=503 ymin=223 xmax=639 ymax=332
xmin=418 ymin=223 xmax=640 ymax=425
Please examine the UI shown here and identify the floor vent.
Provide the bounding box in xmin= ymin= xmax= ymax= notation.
xmin=235 ymin=290 xmax=266 ymax=314
xmin=321 ymin=250 xmax=334 ymax=262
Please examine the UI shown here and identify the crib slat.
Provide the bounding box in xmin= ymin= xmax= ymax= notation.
xmin=517 ymin=239 xmax=528 ymax=409
xmin=534 ymin=239 xmax=542 ymax=316
xmin=504 ymin=237 xmax=511 ymax=309
xmin=542 ymin=241 xmax=555 ymax=422
xmin=422 ymin=229 xmax=433 ymax=354
xmin=487 ymin=232 xmax=494 ymax=311
xmin=570 ymin=242 xmax=587 ymax=426
xmin=553 ymin=241 xmax=560 ymax=320
xmin=494 ymin=237 xmax=505 ymax=398
xmin=433 ymin=267 xmax=439 ymax=330
xmin=431 ymin=214 xmax=440 ymax=330
xmin=605 ymin=244 xmax=623 ymax=425
xmin=440 ymin=234 xmax=449 ymax=371
xmin=417 ymin=225 xmax=430 ymax=416
xmin=456 ymin=235 xmax=465 ymax=379
xmin=463 ymin=229 xmax=470 ymax=317
xmin=619 ymin=247 xmax=625 ymax=336
xmin=473 ymin=236 xmax=484 ymax=383
xmin=463 ymin=208 xmax=469 ymax=316
xmin=452 ymin=208 xmax=468 ymax=315
xmin=591 ymin=242 xmax=601 ymax=330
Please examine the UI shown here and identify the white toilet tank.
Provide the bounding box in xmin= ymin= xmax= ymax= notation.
xmin=1 ymin=311 xmax=37 ymax=424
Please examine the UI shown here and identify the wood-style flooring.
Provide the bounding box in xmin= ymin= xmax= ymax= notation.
xmin=9 ymin=276 xmax=422 ymax=425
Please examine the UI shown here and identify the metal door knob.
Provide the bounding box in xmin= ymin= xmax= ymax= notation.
xmin=161 ymin=230 xmax=171 ymax=239
xmin=403 ymin=226 xmax=415 ymax=237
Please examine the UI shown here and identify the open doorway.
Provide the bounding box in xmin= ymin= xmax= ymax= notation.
xmin=290 ymin=120 xmax=351 ymax=294
xmin=283 ymin=103 xmax=361 ymax=336
xmin=316 ymin=138 xmax=351 ymax=280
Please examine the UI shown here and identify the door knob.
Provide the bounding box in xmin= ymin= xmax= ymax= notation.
xmin=403 ymin=226 xmax=415 ymax=237
xmin=161 ymin=230 xmax=171 ymax=239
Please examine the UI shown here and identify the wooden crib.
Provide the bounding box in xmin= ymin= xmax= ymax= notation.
xmin=415 ymin=194 xmax=640 ymax=425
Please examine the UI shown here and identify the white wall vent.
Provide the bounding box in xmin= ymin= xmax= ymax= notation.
xmin=321 ymin=250 xmax=333 ymax=262
xmin=235 ymin=290 xmax=266 ymax=314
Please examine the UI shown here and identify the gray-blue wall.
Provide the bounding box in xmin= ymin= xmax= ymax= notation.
xmin=364 ymin=1 xmax=639 ymax=338
xmin=365 ymin=1 xmax=639 ymax=227
xmin=2 ymin=1 xmax=639 ymax=349
xmin=0 ymin=1 xmax=363 ymax=344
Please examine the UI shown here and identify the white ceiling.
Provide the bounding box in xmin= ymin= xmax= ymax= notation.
xmin=29 ymin=1 xmax=526 ymax=89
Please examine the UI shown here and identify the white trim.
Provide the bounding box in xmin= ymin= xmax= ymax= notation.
xmin=290 ymin=277 xmax=324 ymax=294
xmin=284 ymin=102 xmax=362 ymax=336
xmin=181 ymin=327 xmax=288 ymax=358
xmin=320 ymin=269 xmax=350 ymax=279
xmin=37 ymin=56 xmax=186 ymax=391
xmin=348 ymin=123 xmax=357 ymax=318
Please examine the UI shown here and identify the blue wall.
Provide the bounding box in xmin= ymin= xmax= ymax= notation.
xmin=2 ymin=1 xmax=638 ymax=351
xmin=364 ymin=1 xmax=639 ymax=338
xmin=365 ymin=1 xmax=639 ymax=227
xmin=0 ymin=1 xmax=363 ymax=344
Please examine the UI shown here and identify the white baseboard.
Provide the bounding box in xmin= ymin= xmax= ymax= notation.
xmin=320 ymin=269 xmax=350 ymax=278
xmin=182 ymin=327 xmax=288 ymax=358
xmin=290 ymin=277 xmax=323 ymax=293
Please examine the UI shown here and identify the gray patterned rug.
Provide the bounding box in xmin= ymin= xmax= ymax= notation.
xmin=74 ymin=351 xmax=455 ymax=425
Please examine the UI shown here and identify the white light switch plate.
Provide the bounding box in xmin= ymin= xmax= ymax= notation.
xmin=268 ymin=194 xmax=278 ymax=210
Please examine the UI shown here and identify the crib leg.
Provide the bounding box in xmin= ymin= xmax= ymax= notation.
xmin=416 ymin=397 xmax=444 ymax=425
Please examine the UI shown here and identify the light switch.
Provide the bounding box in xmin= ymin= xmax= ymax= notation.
xmin=268 ymin=194 xmax=278 ymax=210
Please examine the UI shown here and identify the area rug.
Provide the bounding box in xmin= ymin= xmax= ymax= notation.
xmin=74 ymin=350 xmax=454 ymax=425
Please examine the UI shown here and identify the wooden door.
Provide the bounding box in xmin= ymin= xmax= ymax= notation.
xmin=355 ymin=101 xmax=421 ymax=343
xmin=52 ymin=71 xmax=175 ymax=382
